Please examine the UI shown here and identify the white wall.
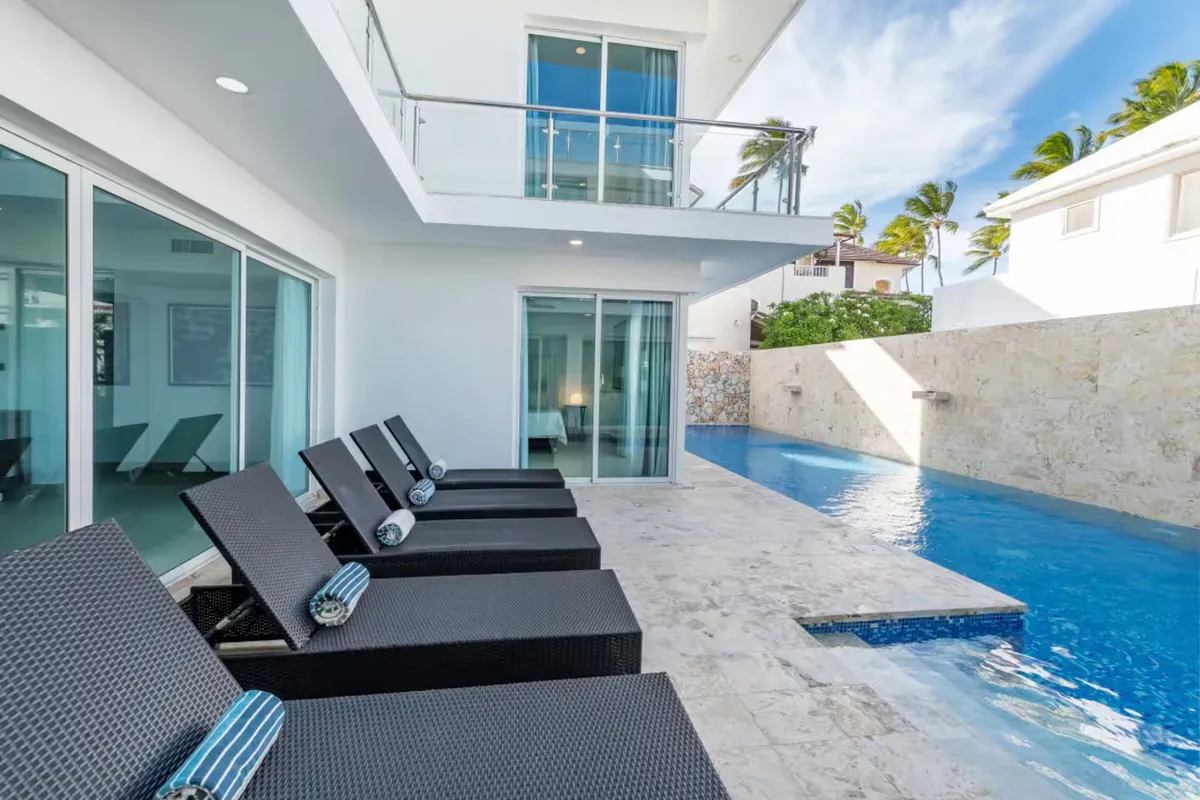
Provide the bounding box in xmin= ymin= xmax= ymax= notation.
xmin=936 ymin=151 xmax=1200 ymax=330
xmin=340 ymin=243 xmax=699 ymax=471
xmin=687 ymin=286 xmax=751 ymax=351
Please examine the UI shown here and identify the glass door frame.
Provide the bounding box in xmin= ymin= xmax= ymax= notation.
xmin=523 ymin=29 xmax=685 ymax=207
xmin=0 ymin=127 xmax=83 ymax=529
xmin=0 ymin=117 xmax=326 ymax=581
xmin=516 ymin=289 xmax=680 ymax=485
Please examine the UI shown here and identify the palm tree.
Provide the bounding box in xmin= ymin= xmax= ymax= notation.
xmin=964 ymin=223 xmax=1010 ymax=276
xmin=876 ymin=215 xmax=929 ymax=292
xmin=976 ymin=190 xmax=1012 ymax=220
xmin=730 ymin=116 xmax=793 ymax=192
xmin=903 ymin=181 xmax=958 ymax=288
xmin=1011 ymin=126 xmax=1096 ymax=181
xmin=833 ymin=200 xmax=868 ymax=245
xmin=1102 ymin=60 xmax=1200 ymax=142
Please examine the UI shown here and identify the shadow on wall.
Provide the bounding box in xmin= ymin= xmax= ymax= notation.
xmin=749 ymin=305 xmax=1200 ymax=527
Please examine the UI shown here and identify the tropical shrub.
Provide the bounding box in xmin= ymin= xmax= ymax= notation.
xmin=759 ymin=291 xmax=932 ymax=349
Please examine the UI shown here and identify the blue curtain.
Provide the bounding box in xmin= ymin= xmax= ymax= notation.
xmin=608 ymin=46 xmax=677 ymax=206
xmin=525 ymin=37 xmax=548 ymax=198
xmin=269 ymin=275 xmax=311 ymax=496
xmin=619 ymin=300 xmax=673 ymax=477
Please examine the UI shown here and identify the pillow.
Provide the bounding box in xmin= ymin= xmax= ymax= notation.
xmin=428 ymin=458 xmax=448 ymax=481
xmin=156 ymin=690 xmax=284 ymax=800
xmin=308 ymin=562 xmax=370 ymax=627
xmin=377 ymin=508 xmax=416 ymax=547
xmin=408 ymin=477 xmax=436 ymax=506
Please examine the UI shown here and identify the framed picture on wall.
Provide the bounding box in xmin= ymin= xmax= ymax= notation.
xmin=168 ymin=304 xmax=276 ymax=386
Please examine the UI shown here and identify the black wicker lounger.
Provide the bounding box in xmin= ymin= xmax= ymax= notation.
xmin=0 ymin=523 xmax=730 ymax=799
xmin=177 ymin=479 xmax=639 ymax=699
xmin=304 ymin=434 xmax=577 ymax=521
xmin=385 ymin=412 xmax=566 ymax=489
xmin=183 ymin=461 xmax=599 ymax=579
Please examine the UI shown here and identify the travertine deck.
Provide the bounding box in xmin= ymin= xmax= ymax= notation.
xmin=573 ymin=455 xmax=1059 ymax=800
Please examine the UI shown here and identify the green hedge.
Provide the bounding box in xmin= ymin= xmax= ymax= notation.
xmin=760 ymin=291 xmax=932 ymax=349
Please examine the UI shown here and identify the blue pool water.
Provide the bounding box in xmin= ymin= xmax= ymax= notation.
xmin=687 ymin=426 xmax=1200 ymax=787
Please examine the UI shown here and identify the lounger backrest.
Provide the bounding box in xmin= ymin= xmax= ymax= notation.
xmin=93 ymin=422 xmax=149 ymax=468
xmin=0 ymin=520 xmax=241 ymax=798
xmin=350 ymin=423 xmax=421 ymax=498
xmin=145 ymin=412 xmax=223 ymax=470
xmin=383 ymin=414 xmax=434 ymax=475
xmin=180 ymin=463 xmax=341 ymax=649
xmin=301 ymin=437 xmax=397 ymax=554
xmin=0 ymin=435 xmax=31 ymax=475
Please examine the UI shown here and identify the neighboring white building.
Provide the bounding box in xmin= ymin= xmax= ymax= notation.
xmin=935 ymin=103 xmax=1200 ymax=331
xmin=0 ymin=0 xmax=831 ymax=578
xmin=688 ymin=241 xmax=916 ymax=351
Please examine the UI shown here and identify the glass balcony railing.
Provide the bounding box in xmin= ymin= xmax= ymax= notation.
xmin=329 ymin=0 xmax=815 ymax=215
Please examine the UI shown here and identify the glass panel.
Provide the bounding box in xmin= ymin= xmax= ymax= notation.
xmin=597 ymin=299 xmax=673 ymax=479
xmin=521 ymin=296 xmax=595 ymax=479
xmin=245 ymin=259 xmax=311 ymax=496
xmin=604 ymin=43 xmax=678 ymax=206
xmin=0 ymin=145 xmax=67 ymax=553
xmin=527 ymin=34 xmax=601 ymax=199
xmin=92 ymin=189 xmax=239 ymax=575
xmin=1065 ymin=201 xmax=1095 ymax=233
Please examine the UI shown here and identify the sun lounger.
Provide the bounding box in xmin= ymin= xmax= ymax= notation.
xmin=0 ymin=521 xmax=729 ymax=799
xmin=306 ymin=433 xmax=577 ymax=521
xmin=136 ymin=412 xmax=223 ymax=477
xmin=183 ymin=461 xmax=599 ymax=579
xmin=176 ymin=474 xmax=639 ymax=699
xmin=93 ymin=421 xmax=149 ymax=477
xmin=385 ymin=413 xmax=566 ymax=489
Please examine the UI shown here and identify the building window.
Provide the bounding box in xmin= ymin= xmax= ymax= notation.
xmin=526 ymin=33 xmax=680 ymax=206
xmin=1063 ymin=199 xmax=1098 ymax=235
xmin=794 ymin=264 xmax=829 ymax=277
xmin=844 ymin=263 xmax=856 ymax=288
xmin=1173 ymin=170 xmax=1200 ymax=236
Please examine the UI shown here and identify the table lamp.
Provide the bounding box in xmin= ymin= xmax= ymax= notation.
xmin=569 ymin=392 xmax=583 ymax=406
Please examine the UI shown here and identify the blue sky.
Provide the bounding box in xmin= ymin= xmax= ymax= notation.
xmin=692 ymin=0 xmax=1199 ymax=287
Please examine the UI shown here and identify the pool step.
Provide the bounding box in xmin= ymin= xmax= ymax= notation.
xmin=820 ymin=636 xmax=1074 ymax=800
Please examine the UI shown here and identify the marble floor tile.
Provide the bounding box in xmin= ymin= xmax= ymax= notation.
xmin=811 ymin=684 xmax=917 ymax=737
xmin=867 ymin=731 xmax=990 ymax=799
xmin=681 ymin=694 xmax=769 ymax=751
xmin=739 ymin=689 xmax=847 ymax=745
xmin=662 ymin=655 xmax=738 ymax=699
xmin=710 ymin=747 xmax=807 ymax=800
xmin=713 ymin=651 xmax=809 ymax=694
xmin=776 ymin=738 xmax=904 ymax=800
xmin=774 ymin=646 xmax=864 ymax=688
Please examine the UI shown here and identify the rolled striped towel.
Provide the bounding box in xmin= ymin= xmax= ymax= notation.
xmin=428 ymin=459 xmax=448 ymax=481
xmin=308 ymin=562 xmax=370 ymax=627
xmin=376 ymin=508 xmax=416 ymax=547
xmin=407 ymin=477 xmax=436 ymax=506
xmin=156 ymin=690 xmax=284 ymax=800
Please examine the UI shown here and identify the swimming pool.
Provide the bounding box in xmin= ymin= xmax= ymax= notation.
xmin=687 ymin=425 xmax=1200 ymax=787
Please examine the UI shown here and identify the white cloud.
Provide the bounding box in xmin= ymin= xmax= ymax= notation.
xmin=689 ymin=0 xmax=1122 ymax=217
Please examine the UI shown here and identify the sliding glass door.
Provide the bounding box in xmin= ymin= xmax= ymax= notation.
xmin=520 ymin=293 xmax=676 ymax=482
xmin=526 ymin=33 xmax=679 ymax=206
xmin=0 ymin=143 xmax=69 ymax=554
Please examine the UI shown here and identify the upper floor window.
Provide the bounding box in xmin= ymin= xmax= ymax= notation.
xmin=1173 ymin=170 xmax=1200 ymax=236
xmin=1063 ymin=199 xmax=1098 ymax=236
xmin=794 ymin=264 xmax=829 ymax=277
xmin=526 ymin=33 xmax=679 ymax=207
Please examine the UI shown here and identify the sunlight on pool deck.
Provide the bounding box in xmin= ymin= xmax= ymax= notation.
xmin=572 ymin=455 xmax=1057 ymax=799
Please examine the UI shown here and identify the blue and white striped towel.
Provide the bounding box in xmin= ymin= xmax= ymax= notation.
xmin=308 ymin=562 xmax=370 ymax=627
xmin=376 ymin=508 xmax=416 ymax=547
xmin=407 ymin=477 xmax=436 ymax=506
xmin=428 ymin=459 xmax=447 ymax=481
xmin=156 ymin=690 xmax=284 ymax=800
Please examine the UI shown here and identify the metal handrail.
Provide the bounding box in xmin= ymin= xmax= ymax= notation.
xmin=358 ymin=0 xmax=813 ymax=138
xmin=355 ymin=0 xmax=815 ymax=211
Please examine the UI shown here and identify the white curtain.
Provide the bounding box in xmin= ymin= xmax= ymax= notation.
xmin=269 ymin=277 xmax=311 ymax=495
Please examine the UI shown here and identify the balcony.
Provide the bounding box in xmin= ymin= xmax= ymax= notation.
xmin=330 ymin=0 xmax=816 ymax=217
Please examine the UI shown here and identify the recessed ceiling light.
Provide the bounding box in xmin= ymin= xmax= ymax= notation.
xmin=575 ymin=46 xmax=587 ymax=55
xmin=569 ymin=239 xmax=584 ymax=246
xmin=215 ymin=76 xmax=250 ymax=94
xmin=728 ymin=54 xmax=742 ymax=63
